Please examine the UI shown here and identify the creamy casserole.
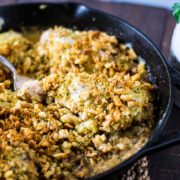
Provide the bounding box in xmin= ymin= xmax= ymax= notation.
xmin=0 ymin=26 xmax=155 ymax=179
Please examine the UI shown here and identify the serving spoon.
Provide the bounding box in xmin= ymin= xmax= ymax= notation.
xmin=0 ymin=55 xmax=33 ymax=91
xmin=0 ymin=55 xmax=43 ymax=102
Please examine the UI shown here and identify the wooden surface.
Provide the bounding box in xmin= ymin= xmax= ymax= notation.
xmin=1 ymin=0 xmax=180 ymax=179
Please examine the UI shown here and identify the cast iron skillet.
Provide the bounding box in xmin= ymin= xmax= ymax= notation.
xmin=0 ymin=2 xmax=180 ymax=179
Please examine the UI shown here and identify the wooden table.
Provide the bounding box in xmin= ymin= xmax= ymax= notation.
xmin=1 ymin=0 xmax=180 ymax=179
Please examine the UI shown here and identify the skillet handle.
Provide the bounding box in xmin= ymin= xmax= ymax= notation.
xmin=167 ymin=62 xmax=180 ymax=85
xmin=166 ymin=62 xmax=180 ymax=107
xmin=141 ymin=131 xmax=180 ymax=155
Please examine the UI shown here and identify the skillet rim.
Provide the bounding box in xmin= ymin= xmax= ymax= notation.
xmin=0 ymin=2 xmax=173 ymax=179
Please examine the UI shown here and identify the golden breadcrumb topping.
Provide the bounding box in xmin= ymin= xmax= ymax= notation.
xmin=0 ymin=26 xmax=155 ymax=179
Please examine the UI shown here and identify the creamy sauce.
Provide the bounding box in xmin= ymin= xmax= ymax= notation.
xmin=17 ymin=75 xmax=43 ymax=102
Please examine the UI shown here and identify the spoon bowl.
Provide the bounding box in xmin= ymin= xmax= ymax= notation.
xmin=0 ymin=55 xmax=35 ymax=91
xmin=0 ymin=55 xmax=18 ymax=90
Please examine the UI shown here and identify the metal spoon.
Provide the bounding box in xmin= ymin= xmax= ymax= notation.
xmin=0 ymin=55 xmax=34 ymax=91
xmin=0 ymin=55 xmax=44 ymax=102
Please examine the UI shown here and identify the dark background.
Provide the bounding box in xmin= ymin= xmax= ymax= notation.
xmin=0 ymin=0 xmax=180 ymax=179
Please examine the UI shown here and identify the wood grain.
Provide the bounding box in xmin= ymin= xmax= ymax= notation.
xmin=161 ymin=11 xmax=176 ymax=59
xmin=1 ymin=1 xmax=180 ymax=179
xmin=0 ymin=0 xmax=17 ymax=5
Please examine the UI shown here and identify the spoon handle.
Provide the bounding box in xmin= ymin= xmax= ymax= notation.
xmin=0 ymin=55 xmax=17 ymax=90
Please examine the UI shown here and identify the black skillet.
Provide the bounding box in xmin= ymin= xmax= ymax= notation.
xmin=0 ymin=2 xmax=180 ymax=179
